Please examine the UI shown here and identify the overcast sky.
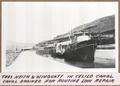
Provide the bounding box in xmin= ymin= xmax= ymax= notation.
xmin=2 ymin=2 xmax=118 ymax=44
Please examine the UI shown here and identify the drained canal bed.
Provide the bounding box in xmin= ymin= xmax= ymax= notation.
xmin=62 ymin=49 xmax=115 ymax=68
xmin=6 ymin=49 xmax=115 ymax=72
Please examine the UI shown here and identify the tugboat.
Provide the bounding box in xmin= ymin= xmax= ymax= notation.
xmin=36 ymin=31 xmax=97 ymax=62
xmin=50 ymin=32 xmax=97 ymax=62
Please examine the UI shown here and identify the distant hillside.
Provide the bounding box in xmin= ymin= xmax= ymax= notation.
xmin=54 ymin=15 xmax=115 ymax=40
xmin=6 ymin=41 xmax=35 ymax=50
xmin=36 ymin=15 xmax=115 ymax=47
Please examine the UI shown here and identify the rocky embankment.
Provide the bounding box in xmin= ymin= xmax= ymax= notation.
xmin=6 ymin=41 xmax=34 ymax=66
xmin=6 ymin=50 xmax=21 ymax=67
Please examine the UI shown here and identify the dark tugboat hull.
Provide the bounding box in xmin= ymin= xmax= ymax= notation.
xmin=36 ymin=40 xmax=96 ymax=62
xmin=51 ymin=40 xmax=96 ymax=62
xmin=64 ymin=44 xmax=96 ymax=62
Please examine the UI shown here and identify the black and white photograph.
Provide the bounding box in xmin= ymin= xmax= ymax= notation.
xmin=2 ymin=2 xmax=118 ymax=72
